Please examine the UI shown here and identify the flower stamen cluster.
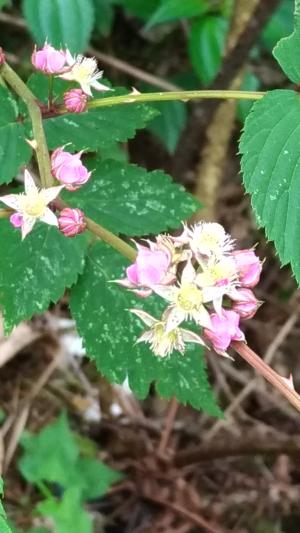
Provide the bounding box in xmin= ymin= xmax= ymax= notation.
xmin=117 ymin=221 xmax=262 ymax=358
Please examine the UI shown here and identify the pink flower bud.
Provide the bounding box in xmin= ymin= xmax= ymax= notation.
xmin=126 ymin=246 xmax=171 ymax=287
xmin=232 ymin=249 xmax=262 ymax=288
xmin=51 ymin=148 xmax=91 ymax=191
xmin=231 ymin=288 xmax=262 ymax=319
xmin=64 ymin=89 xmax=88 ymax=113
xmin=204 ymin=310 xmax=245 ymax=355
xmin=58 ymin=208 xmax=86 ymax=237
xmin=31 ymin=43 xmax=66 ymax=74
xmin=10 ymin=212 xmax=23 ymax=228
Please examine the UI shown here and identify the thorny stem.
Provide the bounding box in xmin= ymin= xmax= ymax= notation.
xmin=87 ymin=89 xmax=265 ymax=110
xmin=0 ymin=62 xmax=53 ymax=188
xmin=232 ymin=341 xmax=300 ymax=413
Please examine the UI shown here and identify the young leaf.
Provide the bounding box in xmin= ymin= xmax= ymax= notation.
xmin=70 ymin=242 xmax=222 ymax=416
xmin=20 ymin=413 xmax=120 ymax=500
xmin=146 ymin=0 xmax=208 ymax=28
xmin=0 ymin=220 xmax=87 ymax=333
xmin=0 ymin=479 xmax=12 ymax=533
xmin=188 ymin=15 xmax=228 ymax=85
xmin=22 ymin=0 xmax=95 ymax=53
xmin=0 ymin=86 xmax=31 ymax=185
xmin=63 ymin=159 xmax=200 ymax=235
xmin=273 ymin=0 xmax=300 ymax=82
xmin=42 ymin=103 xmax=159 ymax=152
xmin=239 ymin=90 xmax=300 ymax=283
xmin=37 ymin=489 xmax=92 ymax=533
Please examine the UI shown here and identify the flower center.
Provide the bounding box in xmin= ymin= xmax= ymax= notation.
xmin=176 ymin=283 xmax=203 ymax=311
xmin=22 ymin=195 xmax=46 ymax=217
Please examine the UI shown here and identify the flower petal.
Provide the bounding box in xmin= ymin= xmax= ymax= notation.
xmin=181 ymin=259 xmax=196 ymax=284
xmin=164 ymin=307 xmax=185 ymax=333
xmin=21 ymin=216 xmax=36 ymax=240
xmin=24 ymin=169 xmax=38 ymax=195
xmin=0 ymin=194 xmax=22 ymax=210
xmin=40 ymin=207 xmax=58 ymax=226
xmin=41 ymin=185 xmax=64 ymax=204
xmin=91 ymin=80 xmax=110 ymax=92
xmin=129 ymin=309 xmax=157 ymax=327
xmin=181 ymin=328 xmax=206 ymax=346
xmin=193 ymin=305 xmax=212 ymax=329
xmin=152 ymin=285 xmax=176 ymax=302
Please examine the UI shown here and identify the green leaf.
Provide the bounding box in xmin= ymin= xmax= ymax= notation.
xmin=237 ymin=72 xmax=260 ymax=123
xmin=0 ymin=479 xmax=12 ymax=533
xmin=43 ymin=101 xmax=159 ymax=152
xmin=262 ymin=0 xmax=294 ymax=51
xmin=146 ymin=0 xmax=208 ymax=28
xmin=188 ymin=15 xmax=228 ymax=85
xmin=70 ymin=242 xmax=221 ymax=415
xmin=63 ymin=159 xmax=200 ymax=235
xmin=20 ymin=413 xmax=120 ymax=500
xmin=273 ymin=0 xmax=300 ymax=82
xmin=93 ymin=0 xmax=115 ymax=37
xmin=0 ymin=87 xmax=31 ymax=185
xmin=0 ymin=220 xmax=87 ymax=333
xmin=26 ymin=73 xmax=68 ymax=106
xmin=239 ymin=89 xmax=300 ymax=283
xmin=37 ymin=489 xmax=92 ymax=533
xmin=22 ymin=0 xmax=95 ymax=53
xmin=148 ymin=99 xmax=187 ymax=153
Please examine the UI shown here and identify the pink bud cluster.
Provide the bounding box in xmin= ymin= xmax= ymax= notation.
xmin=116 ymin=222 xmax=262 ymax=358
xmin=51 ymin=147 xmax=91 ymax=191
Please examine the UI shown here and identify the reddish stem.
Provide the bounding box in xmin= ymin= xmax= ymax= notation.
xmin=232 ymin=341 xmax=300 ymax=412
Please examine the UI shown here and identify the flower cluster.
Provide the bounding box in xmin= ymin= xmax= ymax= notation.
xmin=31 ymin=42 xmax=110 ymax=100
xmin=0 ymin=41 xmax=111 ymax=239
xmin=116 ymin=222 xmax=262 ymax=358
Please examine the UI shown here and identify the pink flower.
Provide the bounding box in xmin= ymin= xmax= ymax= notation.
xmin=232 ymin=249 xmax=262 ymax=288
xmin=232 ymin=288 xmax=262 ymax=319
xmin=64 ymin=88 xmax=88 ymax=113
xmin=204 ymin=310 xmax=245 ymax=356
xmin=58 ymin=208 xmax=86 ymax=237
xmin=10 ymin=212 xmax=23 ymax=228
xmin=51 ymin=147 xmax=91 ymax=191
xmin=31 ymin=43 xmax=66 ymax=74
xmin=116 ymin=241 xmax=174 ymax=297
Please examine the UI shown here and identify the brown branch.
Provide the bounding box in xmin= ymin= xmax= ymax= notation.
xmin=157 ymin=397 xmax=179 ymax=456
xmin=174 ymin=436 xmax=300 ymax=468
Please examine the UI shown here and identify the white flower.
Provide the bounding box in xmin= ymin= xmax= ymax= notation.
xmin=196 ymin=256 xmax=240 ymax=314
xmin=59 ymin=51 xmax=110 ymax=96
xmin=0 ymin=170 xmax=63 ymax=239
xmin=130 ymin=309 xmax=205 ymax=358
xmin=152 ymin=260 xmax=212 ymax=332
xmin=173 ymin=222 xmax=234 ymax=258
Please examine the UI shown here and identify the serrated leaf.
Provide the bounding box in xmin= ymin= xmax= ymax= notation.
xmin=22 ymin=0 xmax=95 ymax=53
xmin=0 ymin=87 xmax=31 ymax=184
xmin=43 ymin=103 xmax=158 ymax=152
xmin=239 ymin=89 xmax=300 ymax=283
xmin=273 ymin=0 xmax=300 ymax=82
xmin=20 ymin=413 xmax=120 ymax=501
xmin=188 ymin=15 xmax=228 ymax=85
xmin=0 ymin=220 xmax=87 ymax=333
xmin=70 ymin=242 xmax=221 ymax=415
xmin=37 ymin=489 xmax=92 ymax=533
xmin=63 ymin=159 xmax=200 ymax=235
xmin=146 ymin=0 xmax=208 ymax=28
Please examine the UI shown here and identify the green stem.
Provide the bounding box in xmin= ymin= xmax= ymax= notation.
xmin=87 ymin=89 xmax=265 ymax=111
xmin=0 ymin=62 xmax=53 ymax=188
xmin=85 ymin=217 xmax=136 ymax=262
xmin=0 ymin=208 xmax=12 ymax=218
